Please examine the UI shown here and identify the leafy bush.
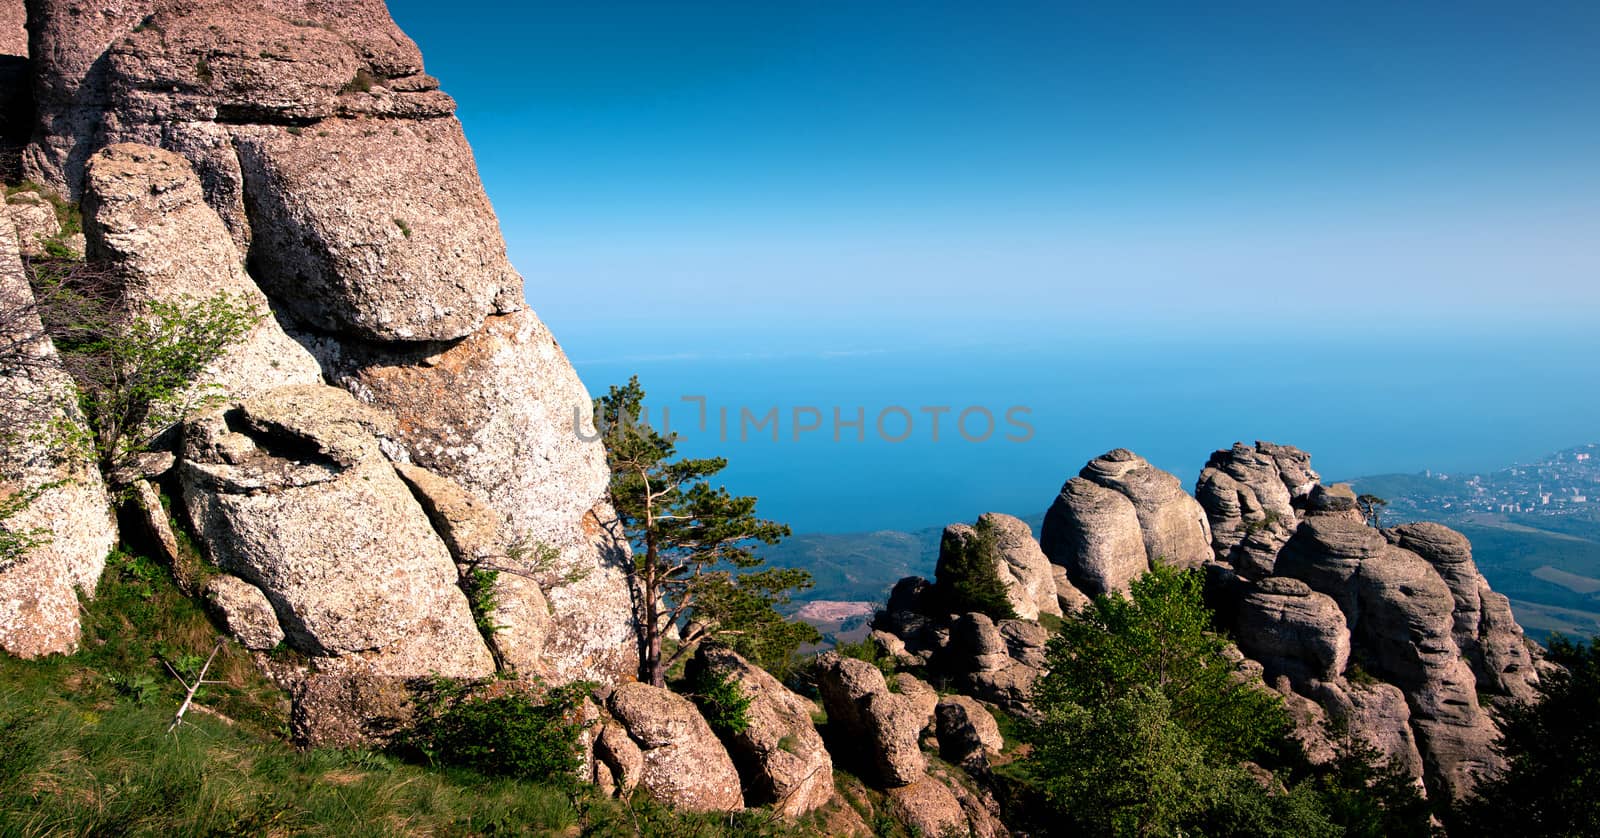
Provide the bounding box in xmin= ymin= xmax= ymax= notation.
xmin=835 ymin=636 xmax=895 ymax=677
xmin=400 ymin=678 xmax=593 ymax=784
xmin=691 ymin=670 xmax=752 ymax=737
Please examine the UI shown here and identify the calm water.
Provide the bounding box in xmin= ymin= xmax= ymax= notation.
xmin=571 ymin=328 xmax=1600 ymax=534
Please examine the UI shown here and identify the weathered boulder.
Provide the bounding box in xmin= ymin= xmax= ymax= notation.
xmin=605 ymin=682 xmax=745 ymax=813
xmin=1051 ymin=563 xmax=1090 ymax=613
xmin=1040 ymin=476 xmax=1148 ymax=596
xmin=688 ymin=645 xmax=834 ymax=815
xmin=593 ymin=720 xmax=645 ymax=799
xmin=82 ymin=143 xmax=323 ymax=401
xmin=937 ymin=513 xmax=1060 ymax=620
xmin=1079 ymin=448 xmax=1212 ymax=569
xmin=179 ymin=385 xmax=493 ymax=678
xmin=935 ymin=695 xmax=1003 ymax=768
xmin=947 ymin=612 xmax=1042 ymax=710
xmin=0 ymin=195 xmax=118 ymax=658
xmin=289 ymin=672 xmax=416 ymax=748
xmin=4 ymin=191 xmax=63 ymax=258
xmin=1275 ymin=517 xmax=1389 ymax=621
xmin=203 ymin=574 xmax=284 ymax=651
xmin=813 ymin=651 xmax=927 ymax=787
xmin=1235 ymin=576 xmax=1351 ymax=684
xmin=886 ymin=776 xmax=970 ymax=838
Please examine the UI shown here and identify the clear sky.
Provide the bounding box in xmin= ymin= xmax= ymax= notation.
xmin=385 ymin=0 xmax=1600 ymax=359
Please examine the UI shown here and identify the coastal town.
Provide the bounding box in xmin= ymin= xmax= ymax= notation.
xmin=1357 ymin=444 xmax=1600 ymax=524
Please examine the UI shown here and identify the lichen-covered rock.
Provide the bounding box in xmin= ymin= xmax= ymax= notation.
xmin=180 ymin=385 xmax=493 ymax=678
xmin=813 ymin=651 xmax=927 ymax=787
xmin=605 ymin=682 xmax=745 ymax=813
xmin=203 ymin=574 xmax=284 ymax=650
xmin=0 ymin=0 xmax=22 ymax=57
xmin=936 ymin=513 xmax=1060 ymax=620
xmin=689 ymin=645 xmax=834 ymax=815
xmin=1040 ymin=476 xmax=1148 ymax=596
xmin=1235 ymin=576 xmax=1351 ymax=684
xmin=0 ymin=196 xmax=118 ymax=658
xmin=232 ymin=118 xmax=519 ymax=341
xmin=309 ymin=309 xmax=637 ymax=683
xmin=1079 ymin=448 xmax=1212 ymax=569
xmin=593 ymin=720 xmax=645 ymax=799
xmin=290 ymin=673 xmax=416 ymax=748
xmin=82 ymin=143 xmax=323 ymax=402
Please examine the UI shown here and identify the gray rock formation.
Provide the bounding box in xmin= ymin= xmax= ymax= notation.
xmin=82 ymin=143 xmax=324 ymax=403
xmin=1040 ymin=476 xmax=1148 ymax=596
xmin=813 ymin=651 xmax=927 ymax=787
xmin=1235 ymin=576 xmax=1350 ymax=684
xmin=21 ymin=0 xmax=639 ymax=685
xmin=937 ymin=512 xmax=1061 ymax=620
xmin=1387 ymin=522 xmax=1538 ymax=703
xmin=4 ymin=191 xmax=62 ymax=257
xmin=0 ymin=193 xmax=118 ymax=658
xmin=605 ymin=682 xmax=745 ymax=813
xmin=1196 ymin=442 xmax=1319 ymax=574
xmin=180 ymin=385 xmax=494 ymax=678
xmin=688 ymin=645 xmax=834 ymax=815
xmin=1079 ymin=448 xmax=1212 ymax=569
xmin=203 ymin=574 xmax=284 ymax=651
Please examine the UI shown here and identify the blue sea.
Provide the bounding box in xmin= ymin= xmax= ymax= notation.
xmin=571 ymin=327 xmax=1600 ymax=534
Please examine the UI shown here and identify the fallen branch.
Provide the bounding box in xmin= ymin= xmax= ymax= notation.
xmin=166 ymin=638 xmax=227 ymax=735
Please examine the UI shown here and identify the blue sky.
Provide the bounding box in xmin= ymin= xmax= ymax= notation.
xmin=386 ymin=1 xmax=1600 ymax=358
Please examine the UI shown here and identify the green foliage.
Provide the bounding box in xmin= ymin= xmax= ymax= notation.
xmin=392 ymin=217 xmax=412 ymax=237
xmin=1036 ymin=565 xmax=1291 ymax=765
xmin=937 ymin=517 xmax=1017 ymax=620
xmin=690 ymin=566 xmax=820 ymax=678
xmin=1356 ymin=494 xmax=1389 ymax=529
xmin=1458 ymin=634 xmax=1600 ymax=837
xmin=195 ymin=56 xmax=214 ymax=84
xmin=399 ymin=678 xmax=593 ymax=784
xmin=835 ymin=636 xmax=896 ymax=677
xmin=0 ymin=484 xmax=50 ymax=571
xmin=461 ymin=565 xmax=501 ymax=637
xmin=44 ymin=287 xmax=263 ymax=475
xmin=690 ymin=670 xmax=752 ymax=737
xmin=1020 ymin=565 xmax=1436 ymax=836
xmin=597 ymin=376 xmax=811 ymax=686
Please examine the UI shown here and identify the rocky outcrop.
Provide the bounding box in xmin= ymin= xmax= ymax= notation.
xmin=1234 ymin=576 xmax=1350 ymax=684
xmin=605 ymin=682 xmax=745 ymax=813
xmin=4 ymin=191 xmax=64 ymax=258
xmin=0 ymin=192 xmax=117 ymax=658
xmin=1196 ymin=442 xmax=1319 ymax=574
xmin=1387 ymin=522 xmax=1538 ymax=703
xmin=688 ymin=645 xmax=834 ymax=815
xmin=21 ymin=0 xmax=639 ymax=686
xmin=82 ymin=143 xmax=323 ymax=403
xmin=813 ymin=651 xmax=928 ymax=787
xmin=180 ymin=384 xmax=494 ymax=678
xmin=937 ymin=512 xmax=1061 ymax=621
xmin=1040 ymin=477 xmax=1147 ymax=596
xmin=1079 ymin=448 xmax=1212 ymax=569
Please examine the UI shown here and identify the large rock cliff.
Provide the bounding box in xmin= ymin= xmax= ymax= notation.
xmin=2 ymin=0 xmax=635 ymax=708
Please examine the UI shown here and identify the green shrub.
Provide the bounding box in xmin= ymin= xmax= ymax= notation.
xmin=690 ymin=670 xmax=751 ymax=737
xmin=835 ymin=636 xmax=895 ymax=677
xmin=400 ymin=678 xmax=592 ymax=784
xmin=339 ymin=68 xmax=376 ymax=95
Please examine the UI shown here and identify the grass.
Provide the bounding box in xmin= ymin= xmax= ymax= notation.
xmin=0 ymin=548 xmax=852 ymax=836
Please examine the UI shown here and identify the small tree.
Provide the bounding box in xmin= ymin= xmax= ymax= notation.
xmin=1356 ymin=494 xmax=1388 ymax=529
xmin=596 ymin=376 xmax=813 ymax=686
xmin=937 ymin=517 xmax=1018 ymax=620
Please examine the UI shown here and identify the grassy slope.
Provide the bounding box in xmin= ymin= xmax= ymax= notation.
xmin=0 ymin=550 xmax=847 ymax=837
